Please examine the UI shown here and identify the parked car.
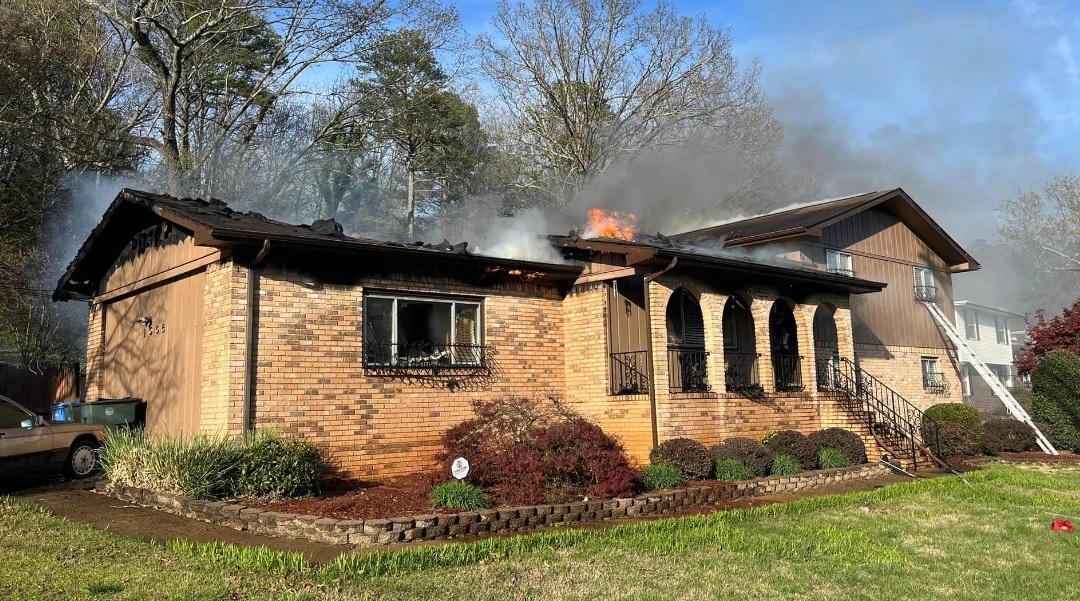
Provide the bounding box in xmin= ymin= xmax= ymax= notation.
xmin=0 ymin=395 xmax=105 ymax=478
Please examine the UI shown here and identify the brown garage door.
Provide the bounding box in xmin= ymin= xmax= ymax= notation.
xmin=101 ymin=272 xmax=206 ymax=434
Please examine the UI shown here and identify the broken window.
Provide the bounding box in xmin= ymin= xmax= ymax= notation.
xmin=363 ymin=293 xmax=483 ymax=367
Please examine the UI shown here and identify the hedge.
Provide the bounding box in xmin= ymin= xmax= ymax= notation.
xmin=710 ymin=437 xmax=772 ymax=477
xmin=763 ymin=430 xmax=817 ymax=470
xmin=1032 ymin=350 xmax=1080 ymax=427
xmin=650 ymin=438 xmax=714 ymax=480
xmin=981 ymin=419 xmax=1037 ymax=454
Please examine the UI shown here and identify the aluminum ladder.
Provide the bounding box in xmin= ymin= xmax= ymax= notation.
xmin=922 ymin=301 xmax=1057 ymax=454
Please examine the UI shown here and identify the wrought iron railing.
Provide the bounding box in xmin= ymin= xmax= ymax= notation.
xmin=724 ymin=352 xmax=760 ymax=392
xmin=611 ymin=350 xmax=650 ymax=395
xmin=815 ymin=356 xmax=942 ymax=469
xmin=363 ymin=342 xmax=486 ymax=370
xmin=922 ymin=372 xmax=948 ymax=394
xmin=816 ymin=353 xmax=840 ymax=392
xmin=914 ymin=285 xmax=938 ymax=302
xmin=828 ymin=266 xmax=855 ymax=277
xmin=771 ymin=353 xmax=804 ymax=391
xmin=668 ymin=347 xmax=710 ymax=393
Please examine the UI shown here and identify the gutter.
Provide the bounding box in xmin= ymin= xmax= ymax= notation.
xmin=642 ymin=256 xmax=678 ymax=449
xmin=242 ymin=239 xmax=270 ymax=436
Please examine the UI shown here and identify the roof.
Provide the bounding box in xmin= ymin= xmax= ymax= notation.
xmin=551 ymin=235 xmax=887 ymax=295
xmin=670 ymin=188 xmax=979 ymax=272
xmin=54 ymin=189 xmax=583 ymax=301
xmin=954 ymin=300 xmax=1025 ymax=318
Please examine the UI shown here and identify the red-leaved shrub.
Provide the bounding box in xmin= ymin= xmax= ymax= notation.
xmin=439 ymin=396 xmax=638 ymax=504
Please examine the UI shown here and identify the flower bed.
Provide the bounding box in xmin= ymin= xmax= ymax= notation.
xmin=97 ymin=463 xmax=891 ymax=547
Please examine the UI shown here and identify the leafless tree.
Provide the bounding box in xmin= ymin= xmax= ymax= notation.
xmin=999 ymin=175 xmax=1080 ymax=274
xmin=476 ymin=0 xmax=775 ymax=206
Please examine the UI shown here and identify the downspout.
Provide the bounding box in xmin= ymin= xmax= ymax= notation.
xmin=642 ymin=256 xmax=678 ymax=449
xmin=242 ymin=240 xmax=270 ymax=436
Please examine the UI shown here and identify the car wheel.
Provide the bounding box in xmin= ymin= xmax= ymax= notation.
xmin=64 ymin=439 xmax=99 ymax=479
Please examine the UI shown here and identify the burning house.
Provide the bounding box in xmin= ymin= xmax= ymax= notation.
xmin=55 ymin=187 xmax=977 ymax=478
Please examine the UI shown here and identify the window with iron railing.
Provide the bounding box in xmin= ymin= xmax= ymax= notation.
xmin=363 ymin=293 xmax=485 ymax=369
xmin=610 ymin=350 xmax=649 ymax=395
xmin=668 ymin=347 xmax=709 ymax=393
xmin=826 ymin=249 xmax=854 ymax=277
xmin=921 ymin=357 xmax=946 ymax=392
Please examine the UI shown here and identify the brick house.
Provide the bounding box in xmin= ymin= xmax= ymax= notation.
xmin=55 ymin=187 xmax=977 ymax=479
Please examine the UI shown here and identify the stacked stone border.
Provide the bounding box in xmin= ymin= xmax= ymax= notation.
xmin=98 ymin=463 xmax=890 ymax=547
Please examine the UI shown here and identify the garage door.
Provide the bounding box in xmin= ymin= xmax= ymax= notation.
xmin=101 ymin=272 xmax=206 ymax=434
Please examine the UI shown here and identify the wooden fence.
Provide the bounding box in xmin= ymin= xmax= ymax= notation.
xmin=0 ymin=363 xmax=79 ymax=413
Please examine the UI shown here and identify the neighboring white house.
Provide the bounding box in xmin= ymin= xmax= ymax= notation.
xmin=953 ymin=300 xmax=1026 ymax=415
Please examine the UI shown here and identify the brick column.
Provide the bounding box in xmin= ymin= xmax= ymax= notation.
xmin=647 ymin=279 xmax=675 ymax=443
xmin=749 ymin=290 xmax=776 ymax=393
xmin=84 ymin=301 xmax=106 ymax=401
xmin=200 ymin=260 xmax=250 ymax=435
xmin=794 ymin=302 xmax=819 ymax=392
xmin=700 ymin=291 xmax=728 ymax=394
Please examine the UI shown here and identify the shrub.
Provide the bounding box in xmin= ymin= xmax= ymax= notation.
xmin=1032 ymin=350 xmax=1080 ymax=427
xmin=649 ymin=438 xmax=713 ymax=480
xmin=981 ymin=419 xmax=1038 ymax=454
xmin=439 ymin=396 xmax=637 ymax=504
xmin=99 ymin=429 xmax=244 ymax=500
xmin=1032 ymin=393 xmax=1080 ymax=451
xmin=99 ymin=429 xmax=325 ymax=501
xmin=710 ymin=437 xmax=772 ymax=477
xmin=429 ymin=481 xmax=490 ymax=511
xmin=714 ymin=458 xmax=755 ymax=481
xmin=770 ymin=454 xmax=801 ymax=476
xmin=807 ymin=428 xmax=867 ymax=464
xmin=641 ymin=464 xmax=686 ymax=490
xmin=817 ymin=447 xmax=853 ymax=469
xmin=921 ymin=403 xmax=983 ymax=455
xmin=763 ymin=430 xmax=817 ymax=470
xmin=927 ymin=421 xmax=981 ymax=457
xmin=234 ymin=431 xmax=325 ymax=499
xmin=922 ymin=403 xmax=981 ymax=429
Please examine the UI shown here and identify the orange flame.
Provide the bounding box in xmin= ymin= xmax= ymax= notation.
xmin=584 ymin=208 xmax=637 ymax=241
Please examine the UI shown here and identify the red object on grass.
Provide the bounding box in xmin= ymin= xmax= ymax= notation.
xmin=1052 ymin=520 xmax=1074 ymax=533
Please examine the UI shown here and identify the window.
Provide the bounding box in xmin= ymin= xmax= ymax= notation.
xmin=0 ymin=400 xmax=31 ymax=429
xmin=921 ymin=356 xmax=944 ymax=391
xmin=990 ymin=364 xmax=1011 ymax=386
xmin=363 ymin=293 xmax=482 ymax=368
xmin=913 ymin=267 xmax=936 ymax=301
xmin=722 ymin=311 xmax=738 ymax=349
xmin=995 ymin=316 xmax=1009 ymax=344
xmin=961 ymin=364 xmax=972 ymax=397
xmin=826 ymin=250 xmax=854 ymax=277
xmin=964 ymin=310 xmax=979 ymax=340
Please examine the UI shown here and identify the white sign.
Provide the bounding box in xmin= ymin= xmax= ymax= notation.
xmin=104 ymin=407 xmax=115 ymax=417
xmin=451 ymin=457 xmax=470 ymax=480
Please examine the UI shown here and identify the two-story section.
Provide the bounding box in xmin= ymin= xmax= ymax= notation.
xmin=672 ymin=188 xmax=980 ymax=409
xmin=953 ymin=300 xmax=1025 ymax=415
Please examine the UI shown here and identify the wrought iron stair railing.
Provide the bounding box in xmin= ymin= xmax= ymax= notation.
xmin=816 ymin=356 xmax=942 ymax=470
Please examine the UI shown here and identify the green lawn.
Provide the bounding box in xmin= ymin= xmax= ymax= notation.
xmin=3 ymin=463 xmax=1080 ymax=600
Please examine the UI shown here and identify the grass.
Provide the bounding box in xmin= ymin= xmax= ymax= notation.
xmin=3 ymin=463 xmax=1080 ymax=599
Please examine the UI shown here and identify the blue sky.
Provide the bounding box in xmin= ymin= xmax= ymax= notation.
xmin=454 ymin=0 xmax=1080 ymax=242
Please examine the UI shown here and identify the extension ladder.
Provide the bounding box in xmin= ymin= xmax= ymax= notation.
xmin=922 ymin=301 xmax=1057 ymax=454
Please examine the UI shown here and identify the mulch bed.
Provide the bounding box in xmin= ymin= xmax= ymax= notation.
xmin=245 ymin=472 xmax=453 ymax=520
xmin=245 ymin=474 xmax=743 ymax=521
xmin=997 ymin=451 xmax=1080 ymax=463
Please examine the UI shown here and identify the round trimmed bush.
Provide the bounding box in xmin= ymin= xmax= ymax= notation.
xmin=817 ymin=447 xmax=853 ymax=469
xmin=641 ymin=464 xmax=686 ymax=490
xmin=982 ymin=419 xmax=1038 ymax=454
xmin=710 ymin=437 xmax=772 ymax=477
xmin=650 ymin=438 xmax=713 ymax=480
xmin=770 ymin=453 xmax=801 ymax=476
xmin=928 ymin=421 xmax=981 ymax=457
xmin=807 ymin=428 xmax=867 ymax=464
xmin=763 ymin=430 xmax=818 ymax=470
xmin=922 ymin=403 xmax=981 ymax=429
xmin=429 ymin=481 xmax=490 ymax=510
xmin=715 ymin=458 xmax=755 ymax=481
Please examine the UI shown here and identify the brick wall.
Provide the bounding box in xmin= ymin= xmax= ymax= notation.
xmin=249 ymin=268 xmax=566 ymax=480
xmin=199 ymin=260 xmax=249 ymax=435
xmin=562 ymin=283 xmax=654 ymax=463
xmin=855 ymin=343 xmax=964 ymax=411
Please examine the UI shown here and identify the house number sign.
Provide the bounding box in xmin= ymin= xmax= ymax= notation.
xmin=144 ymin=322 xmax=166 ymax=337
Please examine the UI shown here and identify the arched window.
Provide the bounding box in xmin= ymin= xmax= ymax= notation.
xmin=666 ymin=289 xmax=708 ymax=392
xmin=722 ymin=295 xmax=759 ymax=391
xmin=813 ymin=304 xmax=840 ymax=391
xmin=769 ymin=301 xmax=803 ymax=391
